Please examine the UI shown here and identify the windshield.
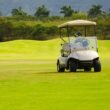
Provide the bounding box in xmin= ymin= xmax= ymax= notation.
xmin=70 ymin=37 xmax=97 ymax=51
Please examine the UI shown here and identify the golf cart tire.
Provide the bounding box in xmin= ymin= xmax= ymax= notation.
xmin=94 ymin=60 xmax=101 ymax=72
xmin=69 ymin=61 xmax=77 ymax=72
xmin=57 ymin=61 xmax=65 ymax=72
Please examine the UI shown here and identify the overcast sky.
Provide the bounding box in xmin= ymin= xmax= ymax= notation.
xmin=0 ymin=0 xmax=109 ymax=15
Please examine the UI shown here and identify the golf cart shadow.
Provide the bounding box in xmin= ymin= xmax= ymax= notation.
xmin=34 ymin=71 xmax=58 ymax=74
xmin=35 ymin=70 xmax=96 ymax=74
xmin=64 ymin=70 xmax=96 ymax=74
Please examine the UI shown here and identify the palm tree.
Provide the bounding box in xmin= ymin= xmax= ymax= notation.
xmin=60 ymin=5 xmax=74 ymax=17
xmin=11 ymin=7 xmax=27 ymax=16
xmin=88 ymin=5 xmax=102 ymax=17
xmin=34 ymin=5 xmax=50 ymax=18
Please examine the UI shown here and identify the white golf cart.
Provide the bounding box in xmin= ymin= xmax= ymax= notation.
xmin=57 ymin=20 xmax=101 ymax=72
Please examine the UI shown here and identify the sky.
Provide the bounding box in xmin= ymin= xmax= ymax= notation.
xmin=0 ymin=0 xmax=109 ymax=16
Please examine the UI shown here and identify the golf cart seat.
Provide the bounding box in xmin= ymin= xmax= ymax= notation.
xmin=61 ymin=43 xmax=71 ymax=57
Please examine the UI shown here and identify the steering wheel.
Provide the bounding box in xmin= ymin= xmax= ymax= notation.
xmin=81 ymin=38 xmax=90 ymax=47
xmin=75 ymin=38 xmax=90 ymax=48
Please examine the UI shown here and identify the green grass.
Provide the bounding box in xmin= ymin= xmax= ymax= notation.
xmin=0 ymin=39 xmax=62 ymax=60
xmin=0 ymin=39 xmax=110 ymax=110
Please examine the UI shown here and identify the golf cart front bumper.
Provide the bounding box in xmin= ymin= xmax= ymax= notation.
xmin=78 ymin=60 xmax=93 ymax=68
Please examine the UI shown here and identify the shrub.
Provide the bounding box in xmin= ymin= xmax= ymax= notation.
xmin=0 ymin=20 xmax=13 ymax=41
xmin=31 ymin=24 xmax=58 ymax=40
xmin=31 ymin=24 xmax=48 ymax=40
xmin=72 ymin=12 xmax=88 ymax=20
xmin=12 ymin=24 xmax=32 ymax=39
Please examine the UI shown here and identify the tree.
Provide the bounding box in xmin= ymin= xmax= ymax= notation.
xmin=109 ymin=9 xmax=110 ymax=16
xmin=34 ymin=5 xmax=50 ymax=18
xmin=11 ymin=7 xmax=27 ymax=16
xmin=88 ymin=5 xmax=102 ymax=17
xmin=0 ymin=11 xmax=2 ymax=16
xmin=60 ymin=5 xmax=74 ymax=17
xmin=0 ymin=21 xmax=13 ymax=41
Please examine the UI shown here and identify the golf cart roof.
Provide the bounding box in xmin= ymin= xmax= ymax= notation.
xmin=58 ymin=20 xmax=96 ymax=28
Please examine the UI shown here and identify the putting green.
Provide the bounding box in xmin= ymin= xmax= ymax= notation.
xmin=0 ymin=39 xmax=110 ymax=110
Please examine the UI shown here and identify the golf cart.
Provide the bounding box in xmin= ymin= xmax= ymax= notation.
xmin=57 ymin=20 xmax=101 ymax=72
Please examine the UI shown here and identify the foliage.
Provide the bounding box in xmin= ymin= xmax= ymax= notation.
xmin=31 ymin=24 xmax=58 ymax=40
xmin=0 ymin=16 xmax=110 ymax=41
xmin=31 ymin=24 xmax=48 ymax=40
xmin=11 ymin=7 xmax=27 ymax=17
xmin=0 ymin=20 xmax=13 ymax=41
xmin=72 ymin=12 xmax=88 ymax=19
xmin=60 ymin=5 xmax=74 ymax=17
xmin=12 ymin=24 xmax=32 ymax=39
xmin=0 ymin=11 xmax=2 ymax=16
xmin=0 ymin=4 xmax=110 ymax=41
xmin=88 ymin=5 xmax=102 ymax=18
xmin=34 ymin=5 xmax=50 ymax=18
xmin=109 ymin=9 xmax=110 ymax=15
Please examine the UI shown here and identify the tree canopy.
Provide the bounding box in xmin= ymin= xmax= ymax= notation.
xmin=88 ymin=5 xmax=102 ymax=17
xmin=11 ymin=7 xmax=27 ymax=16
xmin=34 ymin=5 xmax=50 ymax=18
xmin=60 ymin=5 xmax=74 ymax=17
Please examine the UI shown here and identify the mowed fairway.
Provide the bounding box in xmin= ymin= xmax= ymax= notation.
xmin=0 ymin=39 xmax=110 ymax=110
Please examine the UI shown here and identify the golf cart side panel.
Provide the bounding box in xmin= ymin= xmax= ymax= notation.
xmin=58 ymin=56 xmax=68 ymax=67
xmin=68 ymin=50 xmax=99 ymax=61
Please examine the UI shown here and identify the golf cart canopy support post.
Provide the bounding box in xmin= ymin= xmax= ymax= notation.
xmin=59 ymin=28 xmax=66 ymax=42
xmin=84 ymin=26 xmax=87 ymax=37
xmin=94 ymin=25 xmax=96 ymax=36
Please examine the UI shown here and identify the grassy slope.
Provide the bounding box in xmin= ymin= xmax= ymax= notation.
xmin=0 ymin=39 xmax=109 ymax=59
xmin=0 ymin=39 xmax=62 ymax=59
xmin=0 ymin=39 xmax=110 ymax=110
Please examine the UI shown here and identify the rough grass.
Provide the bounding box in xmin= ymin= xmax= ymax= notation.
xmin=0 ymin=39 xmax=110 ymax=110
xmin=11 ymin=20 xmax=67 ymax=27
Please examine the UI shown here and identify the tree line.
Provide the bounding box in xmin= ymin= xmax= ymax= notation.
xmin=0 ymin=4 xmax=110 ymax=41
xmin=0 ymin=20 xmax=58 ymax=41
xmin=0 ymin=4 xmax=109 ymax=18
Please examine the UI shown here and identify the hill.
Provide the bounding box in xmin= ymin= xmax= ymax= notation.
xmin=0 ymin=0 xmax=109 ymax=16
xmin=0 ymin=39 xmax=110 ymax=60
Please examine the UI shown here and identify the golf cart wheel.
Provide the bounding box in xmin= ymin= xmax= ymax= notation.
xmin=57 ymin=62 xmax=65 ymax=72
xmin=94 ymin=60 xmax=101 ymax=72
xmin=69 ymin=61 xmax=77 ymax=72
xmin=84 ymin=67 xmax=91 ymax=72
